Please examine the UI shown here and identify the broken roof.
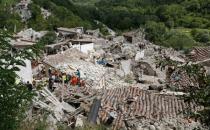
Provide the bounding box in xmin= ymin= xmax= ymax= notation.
xmin=99 ymin=87 xmax=202 ymax=130
xmin=10 ymin=39 xmax=36 ymax=48
xmin=168 ymin=68 xmax=199 ymax=91
xmin=188 ymin=46 xmax=210 ymax=62
xmin=45 ymin=40 xmax=70 ymax=49
xmin=57 ymin=27 xmax=83 ymax=34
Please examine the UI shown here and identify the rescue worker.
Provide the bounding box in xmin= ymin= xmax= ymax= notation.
xmin=48 ymin=67 xmax=52 ymax=77
xmin=71 ymin=75 xmax=78 ymax=86
xmin=62 ymin=73 xmax=67 ymax=83
xmin=76 ymin=69 xmax=80 ymax=79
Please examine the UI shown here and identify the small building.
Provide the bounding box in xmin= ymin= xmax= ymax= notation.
xmin=71 ymin=38 xmax=94 ymax=54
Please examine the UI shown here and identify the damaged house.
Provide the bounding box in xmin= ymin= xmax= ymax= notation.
xmin=57 ymin=27 xmax=84 ymax=40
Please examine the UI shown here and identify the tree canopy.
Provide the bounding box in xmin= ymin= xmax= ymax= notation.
xmin=0 ymin=29 xmax=41 ymax=130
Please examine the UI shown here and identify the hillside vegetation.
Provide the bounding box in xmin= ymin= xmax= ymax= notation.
xmin=1 ymin=0 xmax=210 ymax=50
xmin=85 ymin=0 xmax=210 ymax=50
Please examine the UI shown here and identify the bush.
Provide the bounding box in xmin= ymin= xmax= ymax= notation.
xmin=145 ymin=21 xmax=167 ymax=43
xmin=163 ymin=30 xmax=196 ymax=50
xmin=40 ymin=31 xmax=57 ymax=45
xmin=191 ymin=29 xmax=210 ymax=43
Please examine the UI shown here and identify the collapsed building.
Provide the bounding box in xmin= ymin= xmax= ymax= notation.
xmin=99 ymin=87 xmax=203 ymax=130
xmin=11 ymin=26 xmax=208 ymax=130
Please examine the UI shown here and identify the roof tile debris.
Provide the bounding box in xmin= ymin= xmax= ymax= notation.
xmin=188 ymin=46 xmax=210 ymax=62
xmin=99 ymin=87 xmax=202 ymax=130
xmin=168 ymin=68 xmax=199 ymax=91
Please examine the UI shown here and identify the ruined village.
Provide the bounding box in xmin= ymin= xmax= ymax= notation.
xmin=1 ymin=0 xmax=210 ymax=130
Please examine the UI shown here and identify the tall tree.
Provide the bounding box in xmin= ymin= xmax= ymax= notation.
xmin=0 ymin=29 xmax=37 ymax=130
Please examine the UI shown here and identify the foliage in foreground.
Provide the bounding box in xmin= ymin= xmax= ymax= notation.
xmin=0 ymin=29 xmax=40 ymax=130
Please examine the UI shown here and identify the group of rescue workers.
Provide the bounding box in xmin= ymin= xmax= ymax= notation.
xmin=48 ymin=68 xmax=85 ymax=92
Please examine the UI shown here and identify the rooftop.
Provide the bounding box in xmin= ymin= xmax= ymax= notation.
xmin=10 ymin=39 xmax=36 ymax=47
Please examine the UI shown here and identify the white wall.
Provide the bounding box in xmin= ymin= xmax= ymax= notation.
xmin=72 ymin=43 xmax=94 ymax=54
xmin=16 ymin=59 xmax=33 ymax=83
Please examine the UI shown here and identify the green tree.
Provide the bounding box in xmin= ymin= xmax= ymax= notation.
xmin=40 ymin=31 xmax=57 ymax=45
xmin=191 ymin=29 xmax=210 ymax=43
xmin=145 ymin=21 xmax=167 ymax=43
xmin=0 ymin=29 xmax=36 ymax=130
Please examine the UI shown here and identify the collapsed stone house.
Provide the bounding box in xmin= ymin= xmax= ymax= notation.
xmin=28 ymin=27 xmax=208 ymax=129
xmin=123 ymin=29 xmax=145 ymax=44
xmin=188 ymin=46 xmax=210 ymax=62
xmin=43 ymin=48 xmax=88 ymax=76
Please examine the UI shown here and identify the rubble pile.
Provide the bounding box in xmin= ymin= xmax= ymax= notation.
xmin=32 ymin=85 xmax=205 ymax=130
xmin=99 ymin=87 xmax=203 ymax=130
xmin=13 ymin=26 xmax=209 ymax=129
